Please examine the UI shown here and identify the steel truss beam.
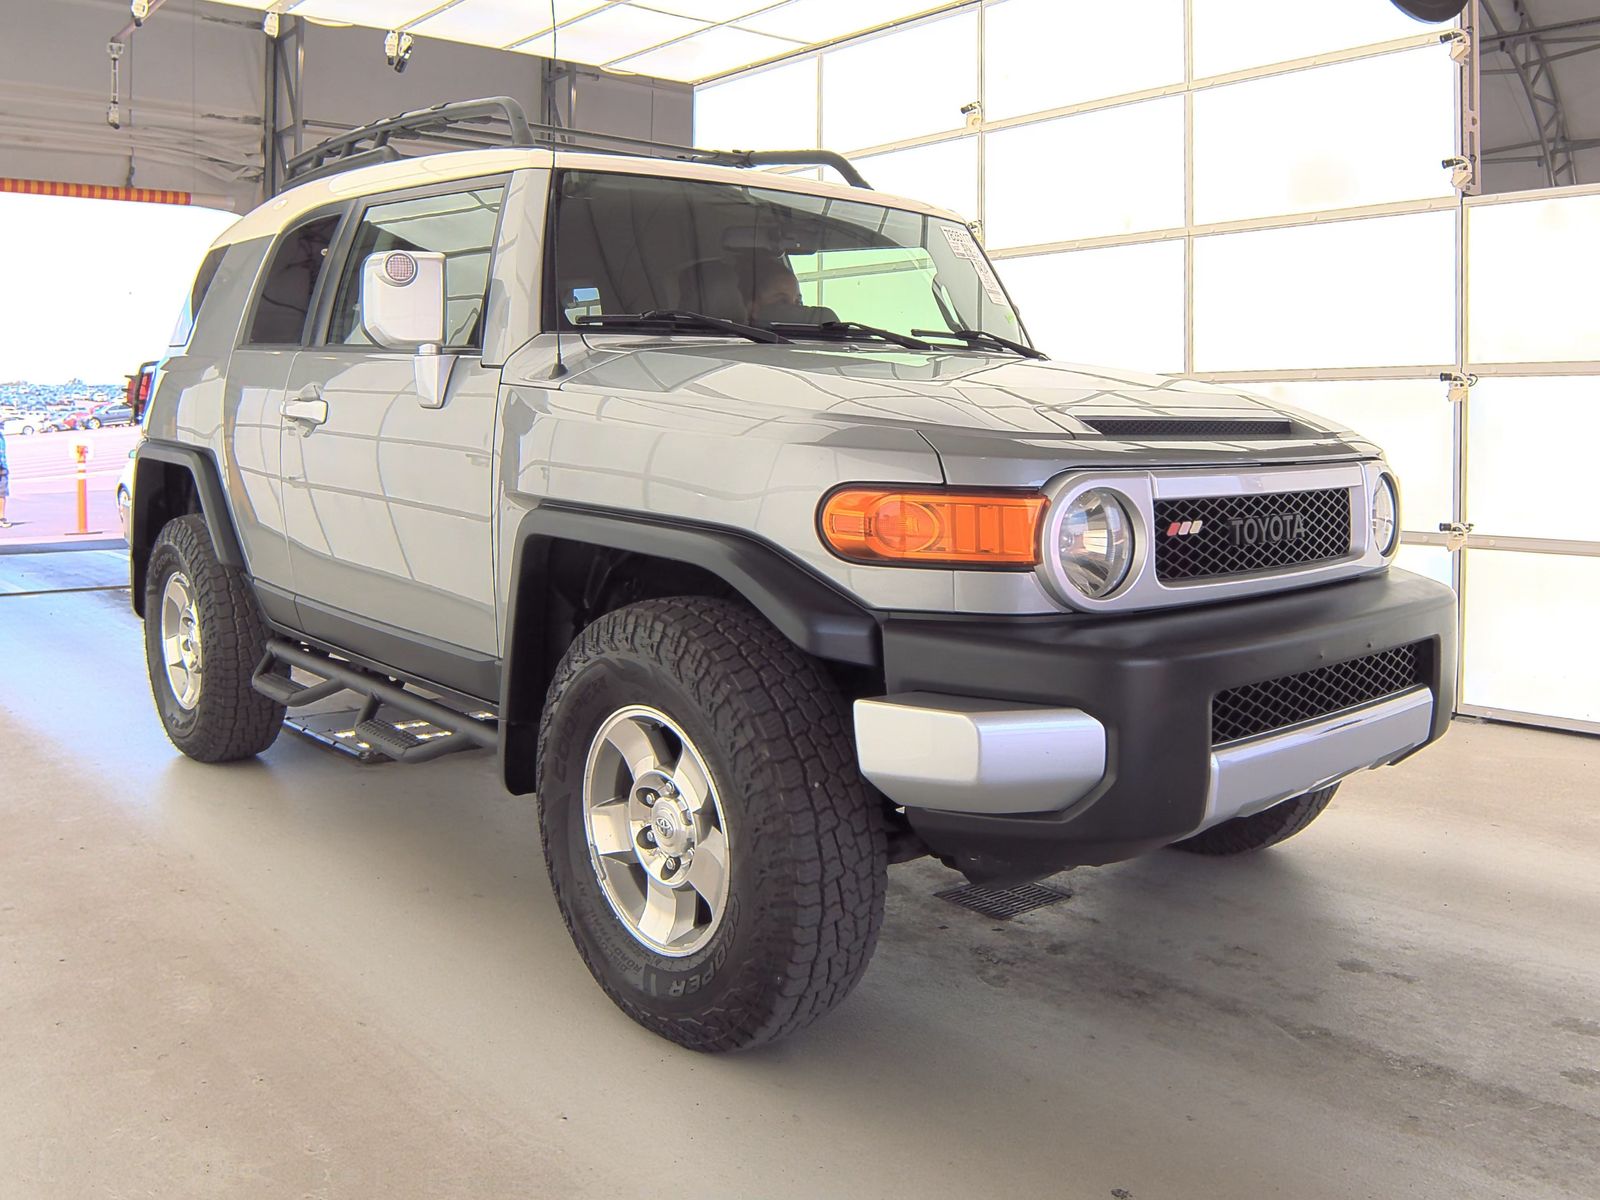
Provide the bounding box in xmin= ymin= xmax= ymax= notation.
xmin=1481 ymin=0 xmax=1582 ymax=186
xmin=263 ymin=15 xmax=305 ymax=198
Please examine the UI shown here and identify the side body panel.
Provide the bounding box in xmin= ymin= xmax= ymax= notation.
xmin=274 ymin=169 xmax=547 ymax=674
xmin=280 ymin=351 xmax=501 ymax=653
xmin=141 ymin=236 xmax=293 ymax=588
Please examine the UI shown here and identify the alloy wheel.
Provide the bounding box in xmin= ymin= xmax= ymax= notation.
xmin=581 ymin=705 xmax=731 ymax=957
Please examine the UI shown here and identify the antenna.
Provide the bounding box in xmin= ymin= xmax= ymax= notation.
xmin=547 ymin=0 xmax=568 ymax=379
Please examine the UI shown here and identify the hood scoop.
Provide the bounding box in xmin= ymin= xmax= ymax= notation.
xmin=1083 ymin=417 xmax=1294 ymax=438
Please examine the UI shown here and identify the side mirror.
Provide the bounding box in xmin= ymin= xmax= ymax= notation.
xmin=360 ymin=250 xmax=446 ymax=348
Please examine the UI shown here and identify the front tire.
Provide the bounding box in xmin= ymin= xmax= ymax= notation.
xmin=537 ymin=598 xmax=888 ymax=1052
xmin=1171 ymin=784 xmax=1339 ymax=856
xmin=143 ymin=514 xmax=284 ymax=762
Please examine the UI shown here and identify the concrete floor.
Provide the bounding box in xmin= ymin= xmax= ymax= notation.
xmin=2 ymin=557 xmax=1597 ymax=1199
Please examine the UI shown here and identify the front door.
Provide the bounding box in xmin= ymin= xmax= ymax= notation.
xmin=279 ymin=182 xmax=507 ymax=692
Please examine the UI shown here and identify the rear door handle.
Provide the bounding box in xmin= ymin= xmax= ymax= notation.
xmin=282 ymin=390 xmax=328 ymax=426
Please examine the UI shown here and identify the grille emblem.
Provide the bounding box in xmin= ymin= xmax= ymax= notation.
xmin=1165 ymin=520 xmax=1205 ymax=537
xmin=1226 ymin=512 xmax=1304 ymax=548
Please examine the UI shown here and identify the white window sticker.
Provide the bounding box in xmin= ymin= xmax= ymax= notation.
xmin=941 ymin=225 xmax=1008 ymax=305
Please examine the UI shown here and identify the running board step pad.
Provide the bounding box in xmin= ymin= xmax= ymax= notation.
xmin=353 ymin=719 xmax=426 ymax=757
xmin=350 ymin=718 xmax=475 ymax=764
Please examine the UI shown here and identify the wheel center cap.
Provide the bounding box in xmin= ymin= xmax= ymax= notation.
xmin=649 ymin=797 xmax=692 ymax=856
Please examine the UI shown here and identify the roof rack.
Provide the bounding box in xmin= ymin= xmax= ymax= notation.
xmin=280 ymin=96 xmax=873 ymax=192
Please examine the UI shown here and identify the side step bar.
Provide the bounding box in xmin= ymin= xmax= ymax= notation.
xmin=252 ymin=638 xmax=498 ymax=764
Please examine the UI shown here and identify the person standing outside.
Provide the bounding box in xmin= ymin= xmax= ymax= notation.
xmin=0 ymin=426 xmax=10 ymax=529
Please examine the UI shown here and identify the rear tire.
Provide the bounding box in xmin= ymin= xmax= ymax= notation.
xmin=143 ymin=514 xmax=284 ymax=762
xmin=537 ymin=597 xmax=888 ymax=1052
xmin=1170 ymin=784 xmax=1338 ymax=856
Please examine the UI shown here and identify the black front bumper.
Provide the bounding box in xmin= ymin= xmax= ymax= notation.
xmin=879 ymin=570 xmax=1457 ymax=882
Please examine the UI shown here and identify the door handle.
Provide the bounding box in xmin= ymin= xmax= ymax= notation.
xmin=282 ymin=393 xmax=328 ymax=426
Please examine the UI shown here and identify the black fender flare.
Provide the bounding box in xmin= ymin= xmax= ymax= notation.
xmin=498 ymin=502 xmax=881 ymax=794
xmin=129 ymin=440 xmax=245 ymax=616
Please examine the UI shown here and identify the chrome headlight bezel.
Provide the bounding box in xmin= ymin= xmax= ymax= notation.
xmin=1039 ymin=485 xmax=1139 ymax=604
xmin=1372 ymin=471 xmax=1401 ymax=558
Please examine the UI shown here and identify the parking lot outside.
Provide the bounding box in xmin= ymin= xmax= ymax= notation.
xmin=0 ymin=424 xmax=138 ymax=545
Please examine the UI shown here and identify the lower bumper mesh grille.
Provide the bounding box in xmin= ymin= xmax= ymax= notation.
xmin=1212 ymin=644 xmax=1427 ymax=745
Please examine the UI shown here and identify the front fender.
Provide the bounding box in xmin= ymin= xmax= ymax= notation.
xmin=129 ymin=440 xmax=243 ymax=616
xmin=497 ymin=502 xmax=881 ymax=795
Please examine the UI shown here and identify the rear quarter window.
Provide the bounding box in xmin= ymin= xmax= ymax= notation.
xmin=168 ymin=246 xmax=226 ymax=348
xmin=244 ymin=213 xmax=343 ymax=346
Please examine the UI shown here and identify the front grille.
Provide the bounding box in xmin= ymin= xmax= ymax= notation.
xmin=1084 ymin=417 xmax=1293 ymax=438
xmin=1154 ymin=488 xmax=1352 ymax=581
xmin=1212 ymin=644 xmax=1426 ymax=745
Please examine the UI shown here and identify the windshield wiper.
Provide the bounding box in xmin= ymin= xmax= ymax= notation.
xmin=911 ymin=328 xmax=1047 ymax=360
xmin=576 ymin=309 xmax=790 ymax=345
xmin=767 ymin=320 xmax=933 ymax=351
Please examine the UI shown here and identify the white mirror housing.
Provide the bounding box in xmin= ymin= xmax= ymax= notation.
xmin=360 ymin=250 xmax=446 ymax=348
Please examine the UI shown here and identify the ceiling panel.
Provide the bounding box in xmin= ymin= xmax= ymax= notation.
xmin=643 ymin=0 xmax=789 ymax=20
xmin=734 ymin=0 xmax=947 ymax=44
xmin=202 ymin=0 xmax=963 ymax=84
xmin=408 ymin=0 xmax=606 ymax=48
xmin=543 ymin=4 xmax=709 ymax=62
xmin=291 ymin=0 xmax=437 ymax=25
xmin=616 ymin=25 xmax=804 ymax=81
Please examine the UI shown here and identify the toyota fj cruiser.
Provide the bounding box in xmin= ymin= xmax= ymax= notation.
xmin=131 ymin=99 xmax=1457 ymax=1051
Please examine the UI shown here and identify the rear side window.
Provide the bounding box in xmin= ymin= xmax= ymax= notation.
xmin=169 ymin=247 xmax=225 ymax=348
xmin=245 ymin=213 xmax=342 ymax=345
xmin=326 ymin=185 xmax=505 ymax=349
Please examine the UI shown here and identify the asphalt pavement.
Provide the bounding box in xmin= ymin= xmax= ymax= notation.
xmin=0 ymin=424 xmax=139 ymax=545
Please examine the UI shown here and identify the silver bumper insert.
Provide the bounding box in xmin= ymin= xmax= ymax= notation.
xmin=1200 ymin=686 xmax=1434 ymax=833
xmin=853 ymin=693 xmax=1106 ymax=815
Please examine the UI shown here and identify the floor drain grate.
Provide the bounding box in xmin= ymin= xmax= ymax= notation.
xmin=935 ymin=881 xmax=1071 ymax=920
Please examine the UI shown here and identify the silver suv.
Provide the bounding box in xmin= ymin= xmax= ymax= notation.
xmin=131 ymin=99 xmax=1457 ymax=1051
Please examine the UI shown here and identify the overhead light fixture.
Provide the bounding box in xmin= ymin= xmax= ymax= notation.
xmin=263 ymin=11 xmax=280 ymax=37
xmin=129 ymin=0 xmax=151 ymax=28
xmin=106 ymin=40 xmax=124 ymax=129
xmin=384 ymin=29 xmax=415 ymax=73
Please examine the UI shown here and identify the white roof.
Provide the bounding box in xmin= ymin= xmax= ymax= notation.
xmin=204 ymin=1 xmax=959 ymax=84
xmin=217 ymin=146 xmax=963 ymax=246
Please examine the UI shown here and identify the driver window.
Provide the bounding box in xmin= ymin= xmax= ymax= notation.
xmin=326 ymin=184 xmax=505 ymax=349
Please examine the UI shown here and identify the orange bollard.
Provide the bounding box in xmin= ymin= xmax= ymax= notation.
xmin=76 ymin=450 xmax=89 ymax=535
xmin=68 ymin=439 xmax=98 ymax=536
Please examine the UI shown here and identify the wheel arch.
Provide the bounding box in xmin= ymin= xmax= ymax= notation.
xmin=129 ymin=441 xmax=244 ymax=618
xmin=498 ymin=503 xmax=881 ymax=795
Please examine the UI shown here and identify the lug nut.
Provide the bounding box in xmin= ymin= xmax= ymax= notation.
xmin=665 ymin=857 xmax=680 ymax=873
xmin=642 ymin=827 xmax=657 ymax=846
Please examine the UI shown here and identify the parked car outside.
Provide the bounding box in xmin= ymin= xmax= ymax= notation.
xmin=116 ymin=445 xmax=136 ymax=540
xmin=2 ymin=416 xmax=40 ymax=436
xmin=126 ymin=361 xmax=159 ymax=424
xmin=84 ymin=403 xmax=134 ymax=429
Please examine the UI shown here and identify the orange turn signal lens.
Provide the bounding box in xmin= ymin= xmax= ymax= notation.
xmin=819 ymin=488 xmax=1047 ymax=567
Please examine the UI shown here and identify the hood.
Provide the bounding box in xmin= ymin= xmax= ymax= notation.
xmin=557 ymin=338 xmax=1374 ymax=483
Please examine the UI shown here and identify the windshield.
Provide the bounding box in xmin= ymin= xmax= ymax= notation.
xmin=551 ymin=170 xmax=1027 ymax=348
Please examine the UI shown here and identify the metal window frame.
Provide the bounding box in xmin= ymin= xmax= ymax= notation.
xmin=694 ymin=0 xmax=1598 ymax=736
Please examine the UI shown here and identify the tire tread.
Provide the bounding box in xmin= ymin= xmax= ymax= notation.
xmin=537 ymin=597 xmax=887 ymax=1051
xmin=1172 ymin=784 xmax=1338 ymax=856
xmin=145 ymin=514 xmax=283 ymax=763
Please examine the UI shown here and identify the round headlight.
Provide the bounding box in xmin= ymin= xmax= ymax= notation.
xmin=1057 ymin=488 xmax=1135 ymax=599
xmin=1372 ymin=473 xmax=1400 ymax=557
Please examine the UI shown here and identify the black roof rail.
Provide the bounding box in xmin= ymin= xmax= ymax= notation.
xmin=279 ymin=95 xmax=873 ymax=193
